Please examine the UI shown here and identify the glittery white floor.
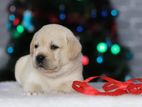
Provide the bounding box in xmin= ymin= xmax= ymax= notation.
xmin=0 ymin=82 xmax=142 ymax=107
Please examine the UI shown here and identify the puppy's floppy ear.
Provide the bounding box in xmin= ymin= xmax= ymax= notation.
xmin=66 ymin=32 xmax=82 ymax=60
xmin=30 ymin=38 xmax=34 ymax=55
xmin=30 ymin=35 xmax=36 ymax=55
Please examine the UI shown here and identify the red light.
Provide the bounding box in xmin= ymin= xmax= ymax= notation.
xmin=82 ymin=55 xmax=89 ymax=66
xmin=13 ymin=18 xmax=20 ymax=26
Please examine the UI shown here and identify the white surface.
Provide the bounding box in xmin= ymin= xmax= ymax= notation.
xmin=0 ymin=82 xmax=142 ymax=107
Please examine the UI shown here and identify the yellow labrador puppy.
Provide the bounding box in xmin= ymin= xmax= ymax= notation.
xmin=15 ymin=24 xmax=83 ymax=95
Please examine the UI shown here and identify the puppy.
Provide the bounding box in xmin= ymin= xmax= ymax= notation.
xmin=15 ymin=24 xmax=83 ymax=95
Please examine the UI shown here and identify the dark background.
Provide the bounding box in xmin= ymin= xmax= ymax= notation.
xmin=0 ymin=0 xmax=142 ymax=81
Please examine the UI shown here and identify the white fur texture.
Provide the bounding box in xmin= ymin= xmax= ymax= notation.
xmin=15 ymin=24 xmax=83 ymax=94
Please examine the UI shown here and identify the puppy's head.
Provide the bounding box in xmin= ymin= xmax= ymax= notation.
xmin=30 ymin=24 xmax=82 ymax=73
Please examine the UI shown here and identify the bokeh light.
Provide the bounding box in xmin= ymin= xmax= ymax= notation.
xmin=125 ymin=74 xmax=132 ymax=81
xmin=76 ymin=25 xmax=84 ymax=33
xmin=7 ymin=46 xmax=14 ymax=54
xmin=59 ymin=13 xmax=66 ymax=20
xmin=97 ymin=42 xmax=108 ymax=53
xmin=9 ymin=5 xmax=16 ymax=12
xmin=111 ymin=44 xmax=121 ymax=55
xmin=23 ymin=10 xmax=34 ymax=32
xmin=101 ymin=10 xmax=108 ymax=17
xmin=111 ymin=9 xmax=119 ymax=17
xmin=16 ymin=25 xmax=24 ymax=33
xmin=13 ymin=18 xmax=20 ymax=26
xmin=96 ymin=56 xmax=103 ymax=64
xmin=82 ymin=55 xmax=89 ymax=66
xmin=9 ymin=14 xmax=15 ymax=21
xmin=12 ymin=30 xmax=20 ymax=39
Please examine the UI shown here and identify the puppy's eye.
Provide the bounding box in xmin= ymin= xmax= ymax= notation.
xmin=50 ymin=45 xmax=59 ymax=50
xmin=34 ymin=44 xmax=39 ymax=49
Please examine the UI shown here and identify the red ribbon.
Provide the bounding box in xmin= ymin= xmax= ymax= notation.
xmin=72 ymin=76 xmax=142 ymax=96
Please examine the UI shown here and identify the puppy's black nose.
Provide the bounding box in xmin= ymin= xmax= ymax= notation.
xmin=36 ymin=55 xmax=45 ymax=63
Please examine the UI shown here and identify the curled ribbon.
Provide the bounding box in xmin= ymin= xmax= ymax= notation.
xmin=72 ymin=76 xmax=142 ymax=96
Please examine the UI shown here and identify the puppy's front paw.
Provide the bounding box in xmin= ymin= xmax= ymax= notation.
xmin=57 ymin=82 xmax=74 ymax=93
xmin=24 ymin=91 xmax=39 ymax=96
xmin=24 ymin=84 xmax=43 ymax=96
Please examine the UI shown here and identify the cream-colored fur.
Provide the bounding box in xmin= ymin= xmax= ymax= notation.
xmin=15 ymin=24 xmax=83 ymax=95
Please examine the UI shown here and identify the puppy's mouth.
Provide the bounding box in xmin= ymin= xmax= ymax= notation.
xmin=36 ymin=62 xmax=57 ymax=71
xmin=37 ymin=63 xmax=45 ymax=68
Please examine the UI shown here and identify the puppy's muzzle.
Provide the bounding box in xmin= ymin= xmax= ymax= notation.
xmin=36 ymin=54 xmax=45 ymax=64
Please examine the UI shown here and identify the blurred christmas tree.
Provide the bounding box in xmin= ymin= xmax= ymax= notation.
xmin=1 ymin=0 xmax=132 ymax=81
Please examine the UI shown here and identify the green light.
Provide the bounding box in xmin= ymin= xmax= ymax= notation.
xmin=16 ymin=25 xmax=24 ymax=33
xmin=11 ymin=29 xmax=23 ymax=39
xmin=97 ymin=42 xmax=108 ymax=53
xmin=111 ymin=44 xmax=121 ymax=55
xmin=13 ymin=30 xmax=20 ymax=39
